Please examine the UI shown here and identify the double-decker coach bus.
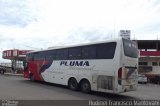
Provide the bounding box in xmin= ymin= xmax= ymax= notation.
xmin=23 ymin=38 xmax=138 ymax=93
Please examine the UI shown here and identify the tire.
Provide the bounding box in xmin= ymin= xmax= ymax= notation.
xmin=0 ymin=70 xmax=4 ymax=74
xmin=30 ymin=74 xmax=35 ymax=81
xmin=80 ymin=80 xmax=91 ymax=93
xmin=68 ymin=78 xmax=78 ymax=91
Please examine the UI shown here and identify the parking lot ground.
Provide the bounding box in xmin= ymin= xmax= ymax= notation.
xmin=0 ymin=75 xmax=160 ymax=101
xmin=122 ymin=83 xmax=160 ymax=100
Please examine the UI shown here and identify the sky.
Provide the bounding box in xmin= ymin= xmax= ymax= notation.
xmin=0 ymin=0 xmax=160 ymax=62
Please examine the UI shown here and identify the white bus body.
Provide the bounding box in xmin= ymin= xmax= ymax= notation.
xmin=24 ymin=38 xmax=138 ymax=93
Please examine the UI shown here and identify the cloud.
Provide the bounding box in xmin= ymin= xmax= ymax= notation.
xmin=0 ymin=35 xmax=13 ymax=42
xmin=0 ymin=0 xmax=38 ymax=27
xmin=1 ymin=0 xmax=160 ymax=62
xmin=65 ymin=28 xmax=115 ymax=44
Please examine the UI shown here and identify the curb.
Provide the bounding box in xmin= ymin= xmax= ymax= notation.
xmin=4 ymin=73 xmax=23 ymax=76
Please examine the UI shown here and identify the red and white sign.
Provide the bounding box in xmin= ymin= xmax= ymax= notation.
xmin=2 ymin=50 xmax=33 ymax=60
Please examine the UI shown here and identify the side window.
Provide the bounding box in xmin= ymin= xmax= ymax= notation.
xmin=34 ymin=52 xmax=46 ymax=60
xmin=152 ymin=62 xmax=158 ymax=66
xmin=39 ymin=52 xmax=46 ymax=60
xmin=33 ymin=52 xmax=39 ymax=60
xmin=139 ymin=62 xmax=148 ymax=66
xmin=82 ymin=45 xmax=96 ymax=59
xmin=139 ymin=62 xmax=143 ymax=65
xmin=96 ymin=42 xmax=116 ymax=59
xmin=45 ymin=50 xmax=56 ymax=60
xmin=26 ymin=53 xmax=32 ymax=61
xmin=68 ymin=47 xmax=82 ymax=60
xmin=56 ymin=49 xmax=68 ymax=60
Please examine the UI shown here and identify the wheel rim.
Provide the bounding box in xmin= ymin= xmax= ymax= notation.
xmin=69 ymin=78 xmax=78 ymax=90
xmin=82 ymin=83 xmax=89 ymax=90
xmin=81 ymin=81 xmax=90 ymax=93
xmin=72 ymin=81 xmax=76 ymax=88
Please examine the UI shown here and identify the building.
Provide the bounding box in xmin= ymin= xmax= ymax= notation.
xmin=137 ymin=40 xmax=160 ymax=78
xmin=2 ymin=49 xmax=32 ymax=73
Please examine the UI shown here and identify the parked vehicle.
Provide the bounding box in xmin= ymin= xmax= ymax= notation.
xmin=138 ymin=74 xmax=147 ymax=84
xmin=0 ymin=66 xmax=6 ymax=74
xmin=24 ymin=38 xmax=138 ymax=93
xmin=149 ymin=76 xmax=160 ymax=84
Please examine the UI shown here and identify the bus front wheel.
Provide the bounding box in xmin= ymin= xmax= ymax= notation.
xmin=68 ymin=78 xmax=78 ymax=91
xmin=80 ymin=80 xmax=91 ymax=93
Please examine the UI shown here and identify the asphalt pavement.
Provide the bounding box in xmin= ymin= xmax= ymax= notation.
xmin=0 ymin=74 xmax=160 ymax=106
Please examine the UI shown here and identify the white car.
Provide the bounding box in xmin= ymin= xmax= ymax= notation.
xmin=138 ymin=74 xmax=147 ymax=84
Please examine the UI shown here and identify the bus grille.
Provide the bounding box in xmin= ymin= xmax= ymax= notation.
xmin=97 ymin=75 xmax=113 ymax=90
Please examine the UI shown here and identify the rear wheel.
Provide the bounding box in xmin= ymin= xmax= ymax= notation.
xmin=68 ymin=78 xmax=78 ymax=91
xmin=80 ymin=80 xmax=91 ymax=93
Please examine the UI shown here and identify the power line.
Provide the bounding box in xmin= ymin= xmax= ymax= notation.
xmin=20 ymin=44 xmax=41 ymax=50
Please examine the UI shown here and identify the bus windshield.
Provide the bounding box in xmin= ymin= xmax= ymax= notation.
xmin=123 ymin=38 xmax=138 ymax=58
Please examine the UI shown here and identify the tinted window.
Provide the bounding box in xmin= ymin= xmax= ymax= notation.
xmin=39 ymin=52 xmax=46 ymax=60
xmin=56 ymin=49 xmax=68 ymax=60
xmin=26 ymin=53 xmax=33 ymax=61
xmin=139 ymin=62 xmax=148 ymax=66
xmin=96 ymin=42 xmax=116 ymax=59
xmin=33 ymin=52 xmax=46 ymax=60
xmin=45 ymin=50 xmax=56 ymax=60
xmin=152 ymin=62 xmax=158 ymax=66
xmin=69 ymin=47 xmax=82 ymax=59
xmin=33 ymin=52 xmax=40 ymax=60
xmin=29 ymin=42 xmax=117 ymax=61
xmin=123 ymin=38 xmax=138 ymax=58
xmin=82 ymin=45 xmax=96 ymax=59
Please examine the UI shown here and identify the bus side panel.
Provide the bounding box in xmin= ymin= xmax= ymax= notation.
xmin=39 ymin=41 xmax=121 ymax=93
xmin=41 ymin=60 xmax=90 ymax=85
xmin=91 ymin=41 xmax=121 ymax=93
xmin=90 ymin=60 xmax=119 ymax=92
xmin=40 ymin=59 xmax=119 ymax=92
